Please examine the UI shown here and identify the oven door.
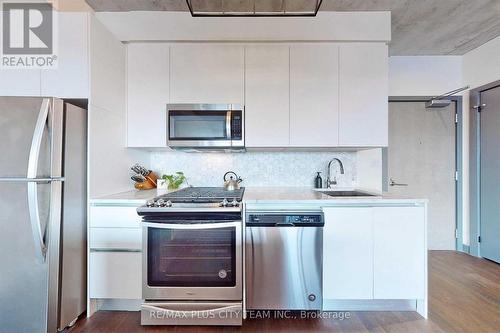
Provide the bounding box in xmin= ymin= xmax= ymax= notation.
xmin=142 ymin=221 xmax=242 ymax=301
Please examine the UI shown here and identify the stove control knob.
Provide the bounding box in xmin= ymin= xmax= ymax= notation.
xmin=220 ymin=198 xmax=229 ymax=207
xmin=155 ymin=199 xmax=165 ymax=207
xmin=231 ymin=199 xmax=239 ymax=207
xmin=146 ymin=200 xmax=155 ymax=207
xmin=165 ymin=200 xmax=173 ymax=208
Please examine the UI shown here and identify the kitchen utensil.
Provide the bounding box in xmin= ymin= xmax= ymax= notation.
xmin=131 ymin=174 xmax=146 ymax=183
xmin=223 ymin=171 xmax=243 ymax=191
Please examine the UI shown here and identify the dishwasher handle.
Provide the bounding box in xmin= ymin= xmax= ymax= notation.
xmin=246 ymin=214 xmax=324 ymax=227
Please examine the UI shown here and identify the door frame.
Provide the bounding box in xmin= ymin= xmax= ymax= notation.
xmin=388 ymin=96 xmax=464 ymax=252
xmin=469 ymin=80 xmax=500 ymax=257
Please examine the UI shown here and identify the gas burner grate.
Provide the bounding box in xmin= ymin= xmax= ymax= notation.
xmin=157 ymin=187 xmax=245 ymax=203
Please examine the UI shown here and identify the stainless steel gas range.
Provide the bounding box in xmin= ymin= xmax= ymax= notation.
xmin=137 ymin=187 xmax=244 ymax=326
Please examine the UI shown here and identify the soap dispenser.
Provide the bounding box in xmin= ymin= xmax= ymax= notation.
xmin=314 ymin=172 xmax=323 ymax=189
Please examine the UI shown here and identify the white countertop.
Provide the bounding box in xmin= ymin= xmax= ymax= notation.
xmin=243 ymin=187 xmax=428 ymax=205
xmin=90 ymin=189 xmax=158 ymax=205
xmin=90 ymin=187 xmax=428 ymax=206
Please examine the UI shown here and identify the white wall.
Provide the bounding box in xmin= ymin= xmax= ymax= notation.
xmin=463 ymin=36 xmax=500 ymax=89
xmin=150 ymin=151 xmax=357 ymax=188
xmin=88 ymin=15 xmax=148 ymax=198
xmin=95 ymin=11 xmax=390 ymax=42
xmin=389 ymin=56 xmax=463 ymax=96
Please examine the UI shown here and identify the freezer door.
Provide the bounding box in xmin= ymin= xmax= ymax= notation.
xmin=0 ymin=182 xmax=52 ymax=333
xmin=0 ymin=97 xmax=51 ymax=178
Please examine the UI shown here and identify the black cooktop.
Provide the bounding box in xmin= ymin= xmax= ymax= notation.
xmin=156 ymin=187 xmax=245 ymax=203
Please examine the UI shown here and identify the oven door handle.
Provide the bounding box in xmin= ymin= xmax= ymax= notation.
xmin=142 ymin=221 xmax=241 ymax=230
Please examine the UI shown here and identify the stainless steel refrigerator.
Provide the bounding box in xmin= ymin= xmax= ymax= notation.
xmin=0 ymin=97 xmax=87 ymax=333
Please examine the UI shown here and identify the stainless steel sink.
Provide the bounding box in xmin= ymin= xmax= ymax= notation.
xmin=317 ymin=190 xmax=377 ymax=197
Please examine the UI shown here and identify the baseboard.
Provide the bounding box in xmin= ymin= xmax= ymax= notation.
xmin=323 ymin=299 xmax=417 ymax=312
xmin=97 ymin=299 xmax=142 ymax=311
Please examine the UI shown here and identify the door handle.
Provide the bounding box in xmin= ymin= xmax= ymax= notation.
xmin=389 ymin=178 xmax=408 ymax=187
xmin=27 ymin=98 xmax=51 ymax=262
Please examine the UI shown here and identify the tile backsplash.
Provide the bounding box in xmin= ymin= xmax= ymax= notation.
xmin=150 ymin=151 xmax=357 ymax=187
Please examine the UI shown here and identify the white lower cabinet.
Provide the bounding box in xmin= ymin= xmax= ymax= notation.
xmin=373 ymin=207 xmax=426 ymax=299
xmin=323 ymin=205 xmax=426 ymax=308
xmin=89 ymin=205 xmax=143 ymax=301
xmin=323 ymin=207 xmax=373 ymax=299
xmin=89 ymin=251 xmax=142 ymax=299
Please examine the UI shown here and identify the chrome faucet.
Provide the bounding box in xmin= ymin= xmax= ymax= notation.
xmin=327 ymin=158 xmax=345 ymax=188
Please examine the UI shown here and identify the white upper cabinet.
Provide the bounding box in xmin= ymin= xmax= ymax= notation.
xmin=127 ymin=43 xmax=170 ymax=147
xmin=290 ymin=44 xmax=339 ymax=147
xmin=1 ymin=12 xmax=89 ymax=98
xmin=339 ymin=43 xmax=388 ymax=147
xmin=41 ymin=12 xmax=89 ymax=98
xmin=170 ymin=44 xmax=244 ymax=104
xmin=245 ymin=45 xmax=290 ymax=147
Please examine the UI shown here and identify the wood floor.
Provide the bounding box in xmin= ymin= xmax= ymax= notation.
xmin=70 ymin=251 xmax=500 ymax=333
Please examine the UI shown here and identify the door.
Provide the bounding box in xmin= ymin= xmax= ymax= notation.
xmin=170 ymin=44 xmax=244 ymax=104
xmin=143 ymin=221 xmax=242 ymax=301
xmin=373 ymin=207 xmax=426 ymax=299
xmin=0 ymin=97 xmax=63 ymax=333
xmin=322 ymin=207 xmax=373 ymax=300
xmin=290 ymin=44 xmax=339 ymax=147
xmin=246 ymin=227 xmax=322 ymax=310
xmin=245 ymin=44 xmax=290 ymax=147
xmin=127 ymin=43 xmax=170 ymax=147
xmin=480 ymin=86 xmax=500 ymax=263
xmin=339 ymin=43 xmax=388 ymax=147
xmin=387 ymin=101 xmax=456 ymax=250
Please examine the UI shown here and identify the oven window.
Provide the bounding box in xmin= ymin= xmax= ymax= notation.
xmin=147 ymin=227 xmax=236 ymax=287
xmin=169 ymin=111 xmax=228 ymax=140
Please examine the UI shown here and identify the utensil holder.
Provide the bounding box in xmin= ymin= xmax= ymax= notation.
xmin=134 ymin=171 xmax=158 ymax=190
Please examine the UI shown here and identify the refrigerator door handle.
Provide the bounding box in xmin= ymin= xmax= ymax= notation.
xmin=27 ymin=98 xmax=50 ymax=179
xmin=26 ymin=98 xmax=51 ymax=262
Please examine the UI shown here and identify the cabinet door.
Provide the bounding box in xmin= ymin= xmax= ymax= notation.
xmin=89 ymin=252 xmax=142 ymax=299
xmin=290 ymin=44 xmax=339 ymax=147
xmin=0 ymin=70 xmax=40 ymax=96
xmin=373 ymin=206 xmax=425 ymax=299
xmin=90 ymin=206 xmax=141 ymax=228
xmin=245 ymin=45 xmax=290 ymax=147
xmin=170 ymin=44 xmax=244 ymax=104
xmin=41 ymin=12 xmax=89 ymax=98
xmin=323 ymin=207 xmax=373 ymax=300
xmin=127 ymin=43 xmax=169 ymax=147
xmin=339 ymin=43 xmax=388 ymax=146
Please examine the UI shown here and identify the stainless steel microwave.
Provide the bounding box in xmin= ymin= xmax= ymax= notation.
xmin=167 ymin=104 xmax=244 ymax=150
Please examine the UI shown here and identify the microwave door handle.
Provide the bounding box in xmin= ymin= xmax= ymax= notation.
xmin=143 ymin=221 xmax=240 ymax=230
xmin=226 ymin=110 xmax=232 ymax=140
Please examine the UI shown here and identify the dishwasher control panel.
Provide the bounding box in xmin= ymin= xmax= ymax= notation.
xmin=246 ymin=213 xmax=324 ymax=227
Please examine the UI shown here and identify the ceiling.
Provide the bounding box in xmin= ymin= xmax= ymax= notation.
xmin=84 ymin=0 xmax=500 ymax=55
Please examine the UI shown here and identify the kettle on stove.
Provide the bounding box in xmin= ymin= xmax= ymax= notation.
xmin=223 ymin=171 xmax=243 ymax=191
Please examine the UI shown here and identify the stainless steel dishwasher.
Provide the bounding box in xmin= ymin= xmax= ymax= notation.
xmin=245 ymin=211 xmax=323 ymax=310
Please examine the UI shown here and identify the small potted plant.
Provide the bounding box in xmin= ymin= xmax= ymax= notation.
xmin=160 ymin=172 xmax=186 ymax=191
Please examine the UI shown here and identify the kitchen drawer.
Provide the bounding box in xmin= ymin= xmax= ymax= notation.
xmin=90 ymin=206 xmax=141 ymax=228
xmin=89 ymin=251 xmax=142 ymax=299
xmin=90 ymin=228 xmax=142 ymax=250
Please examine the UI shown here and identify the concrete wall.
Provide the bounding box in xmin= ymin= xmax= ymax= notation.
xmin=388 ymin=56 xmax=468 ymax=245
